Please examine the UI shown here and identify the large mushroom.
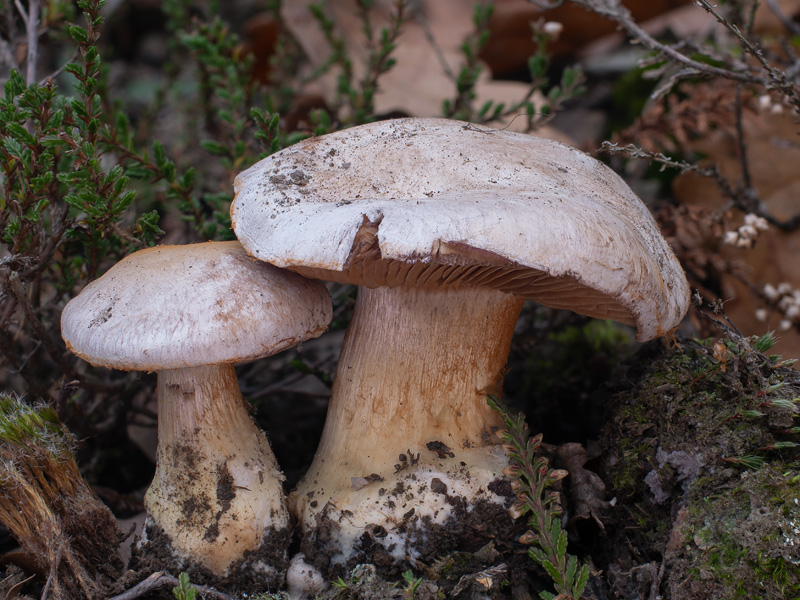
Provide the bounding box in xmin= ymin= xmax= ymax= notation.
xmin=60 ymin=241 xmax=331 ymax=589
xmin=231 ymin=118 xmax=690 ymax=571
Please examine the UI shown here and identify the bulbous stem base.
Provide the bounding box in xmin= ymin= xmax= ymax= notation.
xmin=143 ymin=363 xmax=289 ymax=578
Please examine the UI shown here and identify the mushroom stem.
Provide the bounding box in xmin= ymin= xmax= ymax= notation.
xmin=145 ymin=363 xmax=288 ymax=577
xmin=292 ymin=285 xmax=524 ymax=560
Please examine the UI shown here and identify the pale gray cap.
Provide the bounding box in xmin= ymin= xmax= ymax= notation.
xmin=61 ymin=241 xmax=332 ymax=371
xmin=231 ymin=118 xmax=689 ymax=341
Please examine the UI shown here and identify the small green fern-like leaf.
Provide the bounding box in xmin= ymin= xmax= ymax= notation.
xmin=172 ymin=572 xmax=197 ymax=600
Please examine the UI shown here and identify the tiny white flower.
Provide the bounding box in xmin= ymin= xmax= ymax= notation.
xmin=755 ymin=308 xmax=768 ymax=322
xmin=780 ymin=319 xmax=793 ymax=331
xmin=543 ymin=21 xmax=564 ymax=38
xmin=764 ymin=284 xmax=779 ymax=300
xmin=723 ymin=231 xmax=740 ymax=245
xmin=743 ymin=213 xmax=769 ymax=230
xmin=739 ymin=225 xmax=757 ymax=238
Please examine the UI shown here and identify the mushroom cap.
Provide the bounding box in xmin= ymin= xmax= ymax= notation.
xmin=61 ymin=241 xmax=332 ymax=371
xmin=232 ymin=118 xmax=689 ymax=341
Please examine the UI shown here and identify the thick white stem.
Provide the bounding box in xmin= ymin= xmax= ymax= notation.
xmin=145 ymin=364 xmax=288 ymax=576
xmin=292 ymin=285 xmax=523 ymax=562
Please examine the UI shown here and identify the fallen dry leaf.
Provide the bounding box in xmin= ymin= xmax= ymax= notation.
xmin=557 ymin=442 xmax=607 ymax=531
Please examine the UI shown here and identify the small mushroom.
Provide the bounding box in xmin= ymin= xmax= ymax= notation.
xmin=231 ymin=118 xmax=690 ymax=569
xmin=60 ymin=241 xmax=331 ymax=587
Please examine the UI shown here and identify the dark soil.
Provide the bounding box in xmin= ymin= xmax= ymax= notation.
xmin=300 ymin=495 xmax=525 ymax=584
xmin=128 ymin=521 xmax=290 ymax=596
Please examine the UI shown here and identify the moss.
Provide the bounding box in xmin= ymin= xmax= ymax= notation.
xmin=0 ymin=394 xmax=125 ymax=599
xmin=598 ymin=334 xmax=800 ymax=598
xmin=676 ymin=462 xmax=800 ymax=598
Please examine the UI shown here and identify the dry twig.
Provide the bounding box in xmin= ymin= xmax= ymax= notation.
xmin=107 ymin=572 xmax=238 ymax=600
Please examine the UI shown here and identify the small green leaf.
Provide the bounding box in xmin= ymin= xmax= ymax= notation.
xmin=46 ymin=109 xmax=65 ymax=130
xmin=172 ymin=572 xmax=197 ymax=600
xmin=565 ymin=554 xmax=577 ymax=584
xmin=68 ymin=25 xmax=89 ymax=44
xmin=540 ymin=559 xmax=564 ymax=588
xmin=152 ymin=140 xmax=167 ymax=167
xmin=112 ymin=191 xmax=136 ymax=213
xmin=84 ymin=45 xmax=99 ymax=63
xmin=178 ymin=168 xmax=197 ymax=189
xmin=762 ymin=441 xmax=799 ymax=450
xmin=754 ymin=331 xmax=777 ymax=353
xmin=4 ymin=70 xmax=26 ymax=97
xmin=742 ymin=410 xmax=765 ymax=418
xmin=200 ymin=139 xmax=230 ymax=157
xmin=163 ymin=162 xmax=176 ymax=182
xmin=134 ymin=211 xmax=164 ymax=244
xmin=478 ymin=100 xmax=494 ymax=119
xmin=574 ymin=564 xmax=590 ymax=596
xmin=766 ymin=398 xmax=796 ymax=409
xmin=529 ymin=546 xmax=548 ymax=566
xmin=5 ymin=122 xmax=36 ymax=145
xmin=562 ymin=66 xmax=580 ymax=89
xmin=529 ymin=53 xmax=548 ymax=80
xmin=555 ymin=526 xmax=568 ymax=558
xmin=3 ymin=137 xmax=27 ymax=161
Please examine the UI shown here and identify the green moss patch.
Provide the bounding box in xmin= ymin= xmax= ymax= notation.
xmin=600 ymin=334 xmax=800 ymax=599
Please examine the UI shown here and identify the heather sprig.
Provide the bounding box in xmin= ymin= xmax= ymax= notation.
xmin=308 ymin=0 xmax=406 ymax=126
xmin=442 ymin=2 xmax=493 ymax=121
xmin=0 ymin=0 xmax=165 ymax=404
xmin=488 ymin=395 xmax=589 ymax=600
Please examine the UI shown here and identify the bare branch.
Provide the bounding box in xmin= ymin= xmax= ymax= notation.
xmin=13 ymin=0 xmax=28 ymax=26
xmin=14 ymin=0 xmax=39 ymax=85
xmin=527 ymin=0 xmax=566 ymax=7
xmin=694 ymin=0 xmax=800 ymax=111
xmin=25 ymin=0 xmax=38 ymax=84
xmin=570 ymin=0 xmax=764 ymax=85
xmin=600 ymin=142 xmax=800 ymax=231
xmin=108 ymin=571 xmax=239 ymax=600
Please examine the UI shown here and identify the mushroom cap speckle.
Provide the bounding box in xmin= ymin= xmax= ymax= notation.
xmin=232 ymin=118 xmax=689 ymax=341
xmin=61 ymin=241 xmax=332 ymax=371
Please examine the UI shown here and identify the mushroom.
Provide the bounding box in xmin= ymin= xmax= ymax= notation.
xmin=60 ymin=241 xmax=332 ymax=588
xmin=231 ymin=118 xmax=690 ymax=570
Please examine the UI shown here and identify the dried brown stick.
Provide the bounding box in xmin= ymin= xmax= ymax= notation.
xmin=107 ymin=571 xmax=238 ymax=600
